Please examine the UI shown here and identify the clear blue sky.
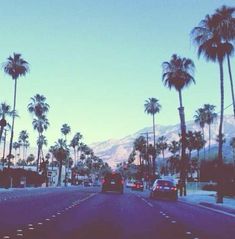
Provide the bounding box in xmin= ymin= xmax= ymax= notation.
xmin=0 ymin=0 xmax=234 ymax=147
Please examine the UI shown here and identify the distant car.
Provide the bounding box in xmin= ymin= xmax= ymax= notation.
xmin=101 ymin=172 xmax=124 ymax=194
xmin=150 ymin=179 xmax=178 ymax=201
xmin=83 ymin=179 xmax=92 ymax=187
xmin=131 ymin=180 xmax=144 ymax=191
xmin=126 ymin=180 xmax=135 ymax=188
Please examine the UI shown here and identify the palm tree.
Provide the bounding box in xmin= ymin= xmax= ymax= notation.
xmin=144 ymin=98 xmax=161 ymax=175
xmin=134 ymin=136 xmax=146 ymax=166
xmin=69 ymin=132 xmax=83 ymax=164
xmin=12 ymin=141 xmax=20 ymax=165
xmin=61 ymin=123 xmax=71 ymax=141
xmin=185 ymin=131 xmax=195 ymax=161
xmin=191 ymin=13 xmax=233 ymax=202
xmin=194 ymin=107 xmax=207 ymax=160
xmin=37 ymin=134 xmax=47 ymax=161
xmin=203 ymin=104 xmax=217 ymax=157
xmin=3 ymin=53 xmax=29 ymax=167
xmin=157 ymin=136 xmax=168 ymax=161
xmin=18 ymin=130 xmax=29 ymax=162
xmin=162 ymin=54 xmax=195 ymax=196
xmin=168 ymin=140 xmax=180 ymax=175
xmin=50 ymin=139 xmax=70 ymax=186
xmin=214 ymin=6 xmax=235 ymax=117
xmin=28 ymin=94 xmax=49 ymax=118
xmin=32 ymin=115 xmax=49 ymax=171
xmin=0 ymin=102 xmax=14 ymax=143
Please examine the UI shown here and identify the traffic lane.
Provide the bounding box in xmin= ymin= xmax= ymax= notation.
xmin=0 ymin=187 xmax=98 ymax=234
xmin=144 ymin=194 xmax=235 ymax=239
xmin=23 ymin=190 xmax=203 ymax=239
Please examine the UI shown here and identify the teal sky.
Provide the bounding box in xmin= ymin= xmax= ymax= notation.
xmin=0 ymin=0 xmax=234 ymax=147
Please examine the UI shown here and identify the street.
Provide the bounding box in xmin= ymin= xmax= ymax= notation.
xmin=0 ymin=187 xmax=235 ymax=239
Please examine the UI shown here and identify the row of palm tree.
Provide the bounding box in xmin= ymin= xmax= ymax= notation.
xmin=194 ymin=104 xmax=218 ymax=159
xmin=142 ymin=5 xmax=234 ymax=201
xmin=28 ymin=94 xmax=50 ymax=172
xmin=191 ymin=5 xmax=235 ymax=202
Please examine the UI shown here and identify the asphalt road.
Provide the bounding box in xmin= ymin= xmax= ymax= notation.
xmin=0 ymin=186 xmax=235 ymax=239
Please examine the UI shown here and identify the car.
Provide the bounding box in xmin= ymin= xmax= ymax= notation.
xmin=150 ymin=179 xmax=178 ymax=201
xmin=131 ymin=180 xmax=144 ymax=191
xmin=126 ymin=180 xmax=135 ymax=188
xmin=83 ymin=179 xmax=92 ymax=187
xmin=101 ymin=172 xmax=124 ymax=194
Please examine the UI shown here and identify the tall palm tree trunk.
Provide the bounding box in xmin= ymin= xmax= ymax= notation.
xmin=8 ymin=79 xmax=17 ymax=168
xmin=36 ymin=132 xmax=42 ymax=172
xmin=2 ymin=130 xmax=7 ymax=167
xmin=217 ymin=61 xmax=225 ymax=203
xmin=178 ymin=90 xmax=187 ymax=196
xmin=208 ymin=124 xmax=211 ymax=158
xmin=202 ymin=127 xmax=205 ymax=160
xmin=227 ymin=54 xmax=235 ymax=118
xmin=152 ymin=114 xmax=156 ymax=176
xmin=0 ymin=119 xmax=6 ymax=143
xmin=57 ymin=160 xmax=62 ymax=186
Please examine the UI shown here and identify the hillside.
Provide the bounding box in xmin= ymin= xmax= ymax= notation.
xmin=91 ymin=115 xmax=235 ymax=167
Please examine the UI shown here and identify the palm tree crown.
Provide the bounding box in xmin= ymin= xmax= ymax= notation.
xmin=28 ymin=94 xmax=49 ymax=118
xmin=191 ymin=14 xmax=233 ymax=62
xmin=162 ymin=54 xmax=195 ymax=93
xmin=144 ymin=98 xmax=161 ymax=116
xmin=61 ymin=124 xmax=71 ymax=141
xmin=3 ymin=53 xmax=29 ymax=80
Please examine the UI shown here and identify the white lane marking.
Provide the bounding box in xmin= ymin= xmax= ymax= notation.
xmin=16 ymin=229 xmax=23 ymax=232
xmin=3 ymin=236 xmax=10 ymax=239
xmin=16 ymin=234 xmax=23 ymax=237
xmin=171 ymin=220 xmax=176 ymax=224
xmin=186 ymin=231 xmax=192 ymax=235
xmin=28 ymin=227 xmax=34 ymax=230
xmin=37 ymin=222 xmax=43 ymax=225
xmin=147 ymin=202 xmax=153 ymax=207
xmin=165 ymin=215 xmax=170 ymax=218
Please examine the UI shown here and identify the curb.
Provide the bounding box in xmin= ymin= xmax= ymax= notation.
xmin=179 ymin=199 xmax=235 ymax=218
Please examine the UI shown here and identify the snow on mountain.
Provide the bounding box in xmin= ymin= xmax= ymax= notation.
xmin=91 ymin=115 xmax=235 ymax=168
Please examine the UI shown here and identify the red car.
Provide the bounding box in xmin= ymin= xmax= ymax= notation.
xmin=131 ymin=181 xmax=144 ymax=191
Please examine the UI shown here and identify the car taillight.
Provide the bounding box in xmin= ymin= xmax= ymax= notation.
xmin=102 ymin=179 xmax=106 ymax=184
xmin=156 ymin=186 xmax=160 ymax=189
xmin=171 ymin=187 xmax=177 ymax=191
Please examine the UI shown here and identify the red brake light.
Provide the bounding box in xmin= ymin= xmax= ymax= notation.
xmin=102 ymin=179 xmax=106 ymax=184
xmin=171 ymin=187 xmax=177 ymax=191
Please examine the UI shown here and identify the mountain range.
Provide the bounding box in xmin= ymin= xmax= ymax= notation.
xmin=91 ymin=115 xmax=235 ymax=168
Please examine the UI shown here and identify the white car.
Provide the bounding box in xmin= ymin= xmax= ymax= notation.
xmin=126 ymin=180 xmax=135 ymax=188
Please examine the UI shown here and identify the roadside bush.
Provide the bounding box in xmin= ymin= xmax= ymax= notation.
xmin=202 ymin=181 xmax=235 ymax=196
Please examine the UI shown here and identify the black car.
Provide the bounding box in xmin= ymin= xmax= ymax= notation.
xmin=101 ymin=172 xmax=124 ymax=194
xmin=131 ymin=180 xmax=144 ymax=191
xmin=150 ymin=179 xmax=178 ymax=201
